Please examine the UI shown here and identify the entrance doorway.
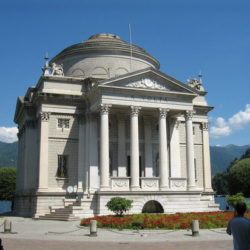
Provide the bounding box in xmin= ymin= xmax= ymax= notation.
xmin=142 ymin=200 xmax=164 ymax=213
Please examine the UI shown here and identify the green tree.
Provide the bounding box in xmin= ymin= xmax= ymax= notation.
xmin=0 ymin=167 xmax=16 ymax=200
xmin=228 ymin=158 xmax=250 ymax=196
xmin=240 ymin=147 xmax=250 ymax=159
xmin=106 ymin=197 xmax=133 ymax=216
xmin=212 ymin=172 xmax=229 ymax=195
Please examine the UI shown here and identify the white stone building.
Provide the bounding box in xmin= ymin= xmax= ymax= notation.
xmin=14 ymin=33 xmax=218 ymax=219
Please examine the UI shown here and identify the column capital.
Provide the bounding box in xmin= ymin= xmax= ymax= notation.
xmin=159 ymin=108 xmax=170 ymax=119
xmin=185 ymin=110 xmax=195 ymax=120
xmin=130 ymin=106 xmax=141 ymax=117
xmin=40 ymin=112 xmax=50 ymax=121
xmin=100 ymin=104 xmax=112 ymax=115
xmin=202 ymin=122 xmax=209 ymax=131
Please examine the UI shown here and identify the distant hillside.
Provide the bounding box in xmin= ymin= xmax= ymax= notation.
xmin=0 ymin=141 xmax=249 ymax=177
xmin=210 ymin=144 xmax=250 ymax=176
xmin=0 ymin=141 xmax=18 ymax=168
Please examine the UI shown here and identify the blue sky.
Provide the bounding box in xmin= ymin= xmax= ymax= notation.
xmin=0 ymin=0 xmax=250 ymax=146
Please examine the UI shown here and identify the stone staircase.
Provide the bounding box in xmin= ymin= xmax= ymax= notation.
xmin=39 ymin=198 xmax=83 ymax=221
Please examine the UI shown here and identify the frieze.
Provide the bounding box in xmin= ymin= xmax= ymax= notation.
xmin=111 ymin=178 xmax=130 ymax=191
xmin=141 ymin=178 xmax=159 ymax=190
xmin=170 ymin=178 xmax=187 ymax=191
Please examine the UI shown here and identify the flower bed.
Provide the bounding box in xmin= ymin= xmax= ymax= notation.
xmin=80 ymin=211 xmax=250 ymax=230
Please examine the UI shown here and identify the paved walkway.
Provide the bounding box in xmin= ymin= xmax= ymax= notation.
xmin=0 ymin=216 xmax=233 ymax=250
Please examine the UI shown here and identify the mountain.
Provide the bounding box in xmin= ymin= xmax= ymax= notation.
xmin=210 ymin=144 xmax=250 ymax=176
xmin=0 ymin=141 xmax=249 ymax=177
xmin=0 ymin=141 xmax=18 ymax=168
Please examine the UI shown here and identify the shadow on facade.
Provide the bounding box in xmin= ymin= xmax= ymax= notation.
xmin=142 ymin=200 xmax=164 ymax=213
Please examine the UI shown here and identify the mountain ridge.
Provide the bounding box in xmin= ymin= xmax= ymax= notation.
xmin=0 ymin=141 xmax=249 ymax=176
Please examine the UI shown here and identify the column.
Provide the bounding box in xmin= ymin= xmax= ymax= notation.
xmin=202 ymin=122 xmax=213 ymax=192
xmin=159 ymin=108 xmax=169 ymax=190
xmin=130 ymin=106 xmax=141 ymax=190
xmin=117 ymin=115 xmax=127 ymax=177
xmin=37 ymin=112 xmax=49 ymax=192
xmin=100 ymin=104 xmax=111 ymax=190
xmin=185 ymin=111 xmax=196 ymax=189
xmin=144 ymin=116 xmax=153 ymax=177
xmin=77 ymin=115 xmax=85 ymax=193
xmin=170 ymin=119 xmax=181 ymax=177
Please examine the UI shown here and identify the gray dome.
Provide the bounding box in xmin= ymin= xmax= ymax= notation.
xmin=51 ymin=33 xmax=160 ymax=79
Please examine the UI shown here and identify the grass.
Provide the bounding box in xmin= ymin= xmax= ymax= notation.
xmin=81 ymin=211 xmax=250 ymax=230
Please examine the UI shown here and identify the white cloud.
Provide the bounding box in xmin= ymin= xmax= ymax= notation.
xmin=210 ymin=104 xmax=250 ymax=139
xmin=0 ymin=127 xmax=18 ymax=143
xmin=228 ymin=104 xmax=250 ymax=129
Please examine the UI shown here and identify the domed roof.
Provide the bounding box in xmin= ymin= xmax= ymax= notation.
xmin=51 ymin=33 xmax=160 ymax=79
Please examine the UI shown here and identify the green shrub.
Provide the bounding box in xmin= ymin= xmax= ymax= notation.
xmin=226 ymin=192 xmax=249 ymax=209
xmin=106 ymin=197 xmax=133 ymax=216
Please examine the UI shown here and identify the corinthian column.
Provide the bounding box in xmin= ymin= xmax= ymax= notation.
xmin=202 ymin=122 xmax=213 ymax=192
xmin=130 ymin=106 xmax=141 ymax=190
xmin=159 ymin=108 xmax=169 ymax=190
xmin=37 ymin=112 xmax=50 ymax=192
xmin=185 ymin=111 xmax=196 ymax=189
xmin=100 ymin=104 xmax=111 ymax=190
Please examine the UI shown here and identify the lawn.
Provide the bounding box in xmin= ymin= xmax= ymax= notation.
xmin=81 ymin=211 xmax=250 ymax=230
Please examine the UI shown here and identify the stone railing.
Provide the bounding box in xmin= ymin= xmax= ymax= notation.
xmin=169 ymin=178 xmax=187 ymax=191
xmin=140 ymin=177 xmax=160 ymax=191
xmin=111 ymin=177 xmax=130 ymax=191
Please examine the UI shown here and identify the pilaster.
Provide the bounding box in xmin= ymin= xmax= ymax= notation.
xmin=144 ymin=116 xmax=153 ymax=177
xmin=37 ymin=112 xmax=50 ymax=192
xmin=170 ymin=118 xmax=181 ymax=178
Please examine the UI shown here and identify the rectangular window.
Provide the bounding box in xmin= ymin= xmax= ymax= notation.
xmin=193 ymin=126 xmax=195 ymax=135
xmin=57 ymin=155 xmax=68 ymax=178
xmin=58 ymin=118 xmax=70 ymax=129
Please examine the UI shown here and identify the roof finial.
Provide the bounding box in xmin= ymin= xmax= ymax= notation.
xmin=42 ymin=52 xmax=50 ymax=75
xmin=198 ymin=71 xmax=203 ymax=84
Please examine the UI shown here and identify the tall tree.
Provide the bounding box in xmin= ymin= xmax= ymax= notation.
xmin=0 ymin=167 xmax=16 ymax=200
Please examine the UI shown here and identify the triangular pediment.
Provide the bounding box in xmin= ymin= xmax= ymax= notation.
xmin=99 ymin=68 xmax=196 ymax=95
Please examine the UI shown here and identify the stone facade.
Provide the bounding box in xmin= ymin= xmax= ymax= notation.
xmin=14 ymin=33 xmax=218 ymax=218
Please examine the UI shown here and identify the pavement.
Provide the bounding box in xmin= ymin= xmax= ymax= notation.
xmin=0 ymin=216 xmax=233 ymax=250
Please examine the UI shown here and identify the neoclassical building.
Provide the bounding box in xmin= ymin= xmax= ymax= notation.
xmin=14 ymin=33 xmax=218 ymax=219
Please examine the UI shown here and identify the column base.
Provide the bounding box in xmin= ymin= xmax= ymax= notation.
xmin=100 ymin=186 xmax=111 ymax=191
xmin=160 ymin=186 xmax=170 ymax=191
xmin=36 ymin=187 xmax=48 ymax=193
xmin=187 ymin=186 xmax=203 ymax=191
xmin=130 ymin=186 xmax=141 ymax=191
xmin=204 ymin=188 xmax=214 ymax=193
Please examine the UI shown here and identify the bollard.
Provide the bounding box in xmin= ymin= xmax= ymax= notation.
xmin=4 ymin=219 xmax=12 ymax=233
xmin=191 ymin=220 xmax=199 ymax=236
xmin=0 ymin=238 xmax=4 ymax=250
xmin=89 ymin=220 xmax=97 ymax=237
